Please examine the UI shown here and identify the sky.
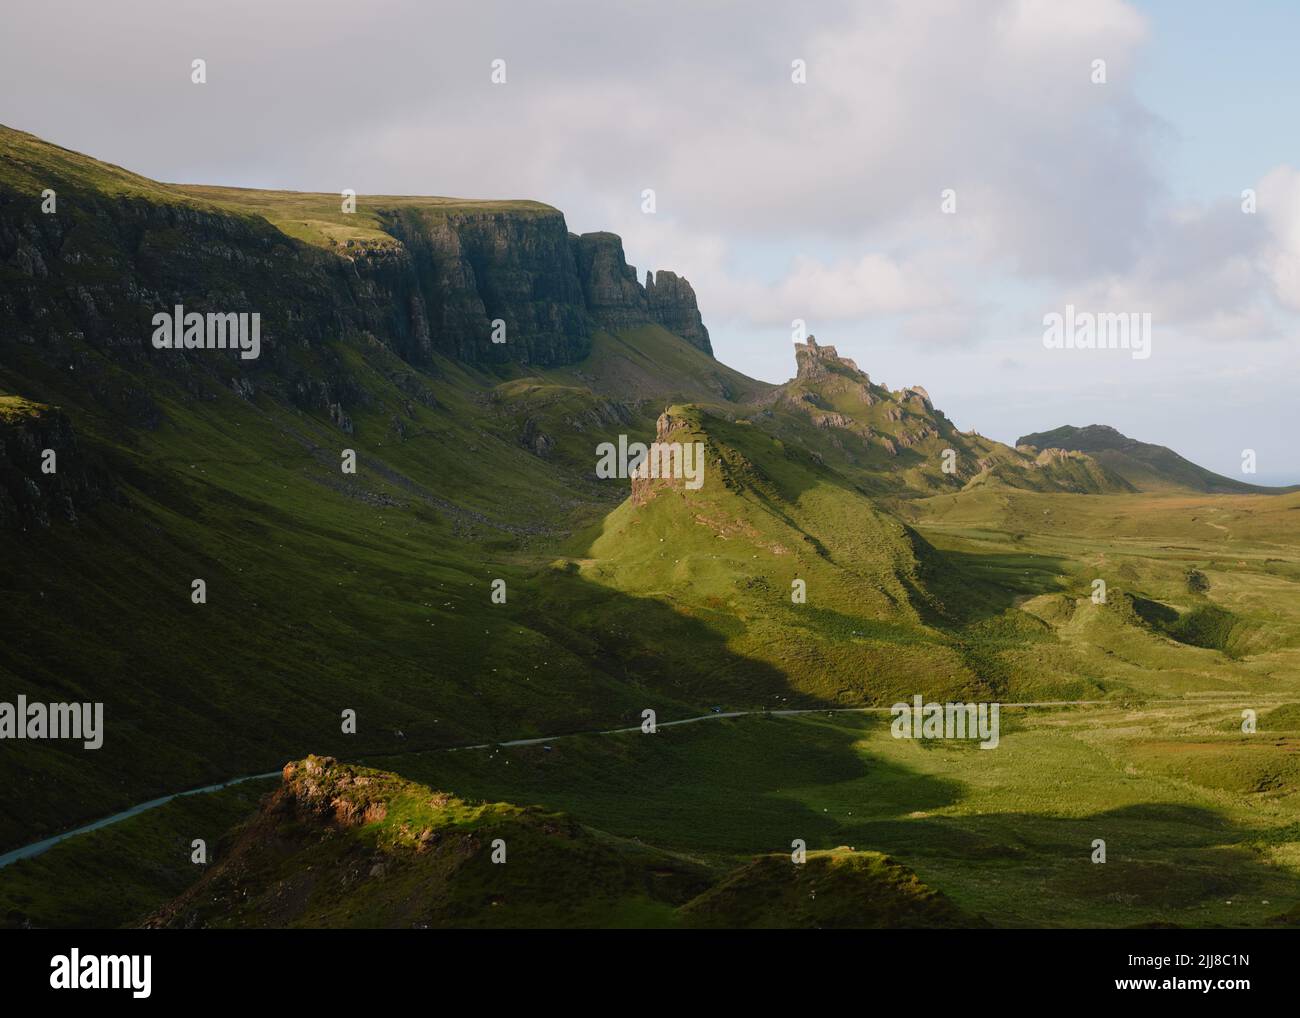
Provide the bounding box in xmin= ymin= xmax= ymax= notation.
xmin=2 ymin=0 xmax=1297 ymax=481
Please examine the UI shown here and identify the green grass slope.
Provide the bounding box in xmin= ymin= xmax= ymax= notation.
xmin=372 ymin=709 xmax=1300 ymax=928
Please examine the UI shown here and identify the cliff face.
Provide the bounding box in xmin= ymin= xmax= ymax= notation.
xmin=0 ymin=126 xmax=716 ymax=451
xmin=574 ymin=232 xmax=713 ymax=356
xmin=574 ymin=231 xmax=649 ymax=333
xmin=377 ymin=207 xmax=592 ymax=367
xmin=0 ymin=169 xmax=712 ymax=402
xmin=0 ymin=188 xmax=376 ymax=426
xmin=645 ymin=269 xmax=711 ymax=355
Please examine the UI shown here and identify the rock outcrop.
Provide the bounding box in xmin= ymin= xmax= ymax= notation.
xmin=0 ymin=400 xmax=113 ymax=529
xmin=573 ymin=233 xmax=713 ymax=356
xmin=630 ymin=408 xmax=705 ymax=505
xmin=573 ymin=231 xmax=650 ymax=332
xmin=645 ymin=269 xmax=712 ymax=355
xmin=793 ymin=335 xmax=860 ymax=381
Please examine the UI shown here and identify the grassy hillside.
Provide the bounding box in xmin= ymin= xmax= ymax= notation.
xmin=10 ymin=700 xmax=1300 ymax=929
xmin=369 ymin=707 xmax=1300 ymax=928
xmin=907 ymin=486 xmax=1300 ymax=687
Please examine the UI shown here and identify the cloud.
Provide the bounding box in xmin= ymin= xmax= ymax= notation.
xmin=2 ymin=0 xmax=1294 ymax=359
xmin=1257 ymin=165 xmax=1300 ymax=312
xmin=1033 ymin=165 xmax=1300 ymax=347
xmin=750 ymin=252 xmax=952 ymax=321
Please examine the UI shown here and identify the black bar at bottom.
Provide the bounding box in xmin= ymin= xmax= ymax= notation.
xmin=0 ymin=927 xmax=1289 ymax=1005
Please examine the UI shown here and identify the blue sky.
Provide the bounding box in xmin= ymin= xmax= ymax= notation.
xmin=1135 ymin=0 xmax=1300 ymax=203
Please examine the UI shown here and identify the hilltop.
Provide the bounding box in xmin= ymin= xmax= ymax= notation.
xmin=1017 ymin=424 xmax=1298 ymax=494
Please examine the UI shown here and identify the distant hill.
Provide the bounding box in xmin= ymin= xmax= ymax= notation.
xmin=1016 ymin=424 xmax=1299 ymax=494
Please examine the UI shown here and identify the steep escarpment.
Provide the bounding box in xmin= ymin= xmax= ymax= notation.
xmin=574 ymin=232 xmax=712 ymax=355
xmin=377 ymin=205 xmax=591 ymax=366
xmin=0 ymin=124 xmax=713 ymax=418
xmin=0 ymin=153 xmax=406 ymax=424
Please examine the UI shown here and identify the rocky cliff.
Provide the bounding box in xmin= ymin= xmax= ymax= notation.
xmin=377 ymin=206 xmax=591 ymax=366
xmin=645 ymin=269 xmax=712 ymax=354
xmin=0 ymin=125 xmax=714 ymax=430
xmin=573 ymin=232 xmax=712 ymax=355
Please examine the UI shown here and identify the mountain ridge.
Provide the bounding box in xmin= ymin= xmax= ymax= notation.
xmin=758 ymin=336 xmax=1134 ymax=496
xmin=1017 ymin=423 xmax=1299 ymax=494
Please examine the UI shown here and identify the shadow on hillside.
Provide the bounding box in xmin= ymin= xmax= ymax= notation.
xmin=372 ymin=712 xmax=964 ymax=856
xmin=0 ymin=504 xmax=838 ymax=855
xmin=512 ymin=563 xmax=822 ymax=715
xmin=919 ymin=545 xmax=1071 ymax=623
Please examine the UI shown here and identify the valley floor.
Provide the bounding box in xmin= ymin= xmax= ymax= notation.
xmin=5 ymin=695 xmax=1300 ymax=928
